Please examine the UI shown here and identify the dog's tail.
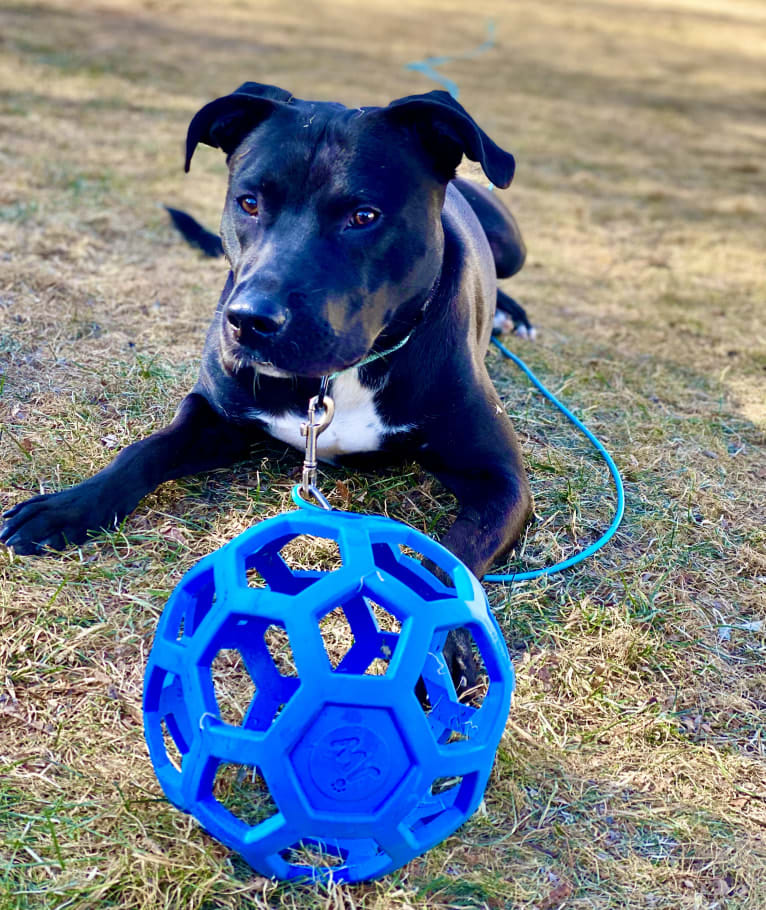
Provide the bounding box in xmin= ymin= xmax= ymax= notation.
xmin=165 ymin=207 xmax=224 ymax=258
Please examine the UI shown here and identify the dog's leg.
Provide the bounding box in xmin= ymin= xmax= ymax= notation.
xmin=418 ymin=371 xmax=532 ymax=692
xmin=421 ymin=395 xmax=530 ymax=576
xmin=1 ymin=393 xmax=257 ymax=555
xmin=494 ymin=288 xmax=535 ymax=338
xmin=452 ymin=177 xmax=526 ymax=279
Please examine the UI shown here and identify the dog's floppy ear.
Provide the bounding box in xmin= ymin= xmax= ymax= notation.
xmin=184 ymin=82 xmax=294 ymax=172
xmin=385 ymin=90 xmax=515 ymax=188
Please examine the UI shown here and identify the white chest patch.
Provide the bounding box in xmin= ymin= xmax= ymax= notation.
xmin=246 ymin=370 xmax=414 ymax=461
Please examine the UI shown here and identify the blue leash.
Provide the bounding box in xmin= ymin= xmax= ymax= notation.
xmin=406 ymin=28 xmax=625 ymax=583
xmin=405 ymin=22 xmax=497 ymax=100
xmin=484 ymin=337 xmax=624 ymax=583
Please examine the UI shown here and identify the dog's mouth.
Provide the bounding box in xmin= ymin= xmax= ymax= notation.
xmin=251 ymin=360 xmax=298 ymax=379
xmin=219 ymin=336 xmax=370 ymax=380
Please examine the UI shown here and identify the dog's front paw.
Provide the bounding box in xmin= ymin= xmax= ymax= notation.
xmin=1 ymin=486 xmax=114 ymax=555
xmin=443 ymin=628 xmax=481 ymax=702
xmin=514 ymin=321 xmax=537 ymax=340
xmin=493 ymin=310 xmax=537 ymax=339
xmin=494 ymin=292 xmax=536 ymax=340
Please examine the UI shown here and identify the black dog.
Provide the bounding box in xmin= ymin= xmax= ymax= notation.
xmin=2 ymin=83 xmax=532 ymax=604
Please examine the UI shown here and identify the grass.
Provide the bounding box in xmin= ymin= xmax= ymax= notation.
xmin=1 ymin=0 xmax=766 ymax=907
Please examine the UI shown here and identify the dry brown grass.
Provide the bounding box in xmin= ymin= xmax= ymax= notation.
xmin=2 ymin=0 xmax=765 ymax=907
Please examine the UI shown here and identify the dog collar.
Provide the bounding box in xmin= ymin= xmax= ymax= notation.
xmin=328 ymin=330 xmax=413 ymax=380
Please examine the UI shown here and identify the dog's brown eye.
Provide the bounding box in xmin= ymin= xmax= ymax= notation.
xmin=350 ymin=207 xmax=379 ymax=228
xmin=238 ymin=195 xmax=259 ymax=217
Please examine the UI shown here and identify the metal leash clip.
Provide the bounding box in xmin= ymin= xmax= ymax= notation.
xmin=300 ymin=392 xmax=335 ymax=509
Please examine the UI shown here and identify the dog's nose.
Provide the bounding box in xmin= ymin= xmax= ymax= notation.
xmin=225 ymin=296 xmax=288 ymax=340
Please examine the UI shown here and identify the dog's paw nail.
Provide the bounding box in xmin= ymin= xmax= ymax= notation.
xmin=493 ymin=312 xmax=512 ymax=334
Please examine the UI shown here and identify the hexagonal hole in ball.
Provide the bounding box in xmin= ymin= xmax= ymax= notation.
xmin=211 ymin=648 xmax=256 ymax=726
xmin=279 ymin=839 xmax=347 ymax=870
xmin=279 ymin=534 xmax=342 ymax=573
xmin=154 ymin=669 xmax=193 ymax=772
xmin=407 ymin=773 xmax=477 ymax=838
xmin=319 ymin=605 xmax=354 ymax=671
xmin=370 ymin=541 xmax=452 ymax=602
xmin=318 ymin=596 xmax=403 ymax=676
xmin=263 ymin=623 xmax=298 ymax=677
xmin=213 ymin=762 xmax=278 ymax=828
xmin=452 ymin=626 xmax=489 ymax=710
xmin=161 ymin=716 xmax=185 ymax=772
xmin=174 ymin=566 xmax=216 ymax=641
xmin=415 ymin=627 xmax=490 ymax=746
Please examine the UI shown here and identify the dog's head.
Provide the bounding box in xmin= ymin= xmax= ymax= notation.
xmin=185 ymin=81 xmax=515 ymax=378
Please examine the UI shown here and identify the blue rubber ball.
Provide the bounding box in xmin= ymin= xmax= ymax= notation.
xmin=143 ymin=507 xmax=514 ymax=883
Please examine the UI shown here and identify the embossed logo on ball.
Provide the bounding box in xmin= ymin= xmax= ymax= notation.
xmin=311 ymin=725 xmax=390 ymax=801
